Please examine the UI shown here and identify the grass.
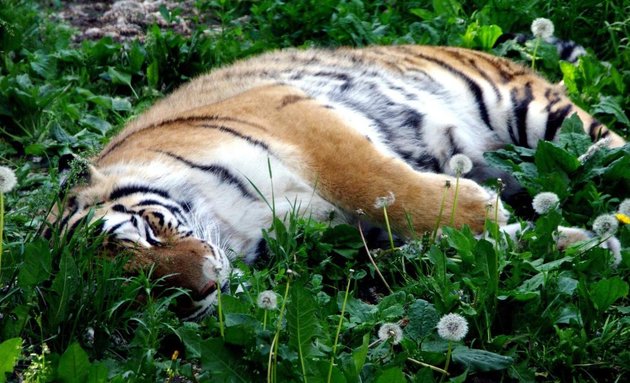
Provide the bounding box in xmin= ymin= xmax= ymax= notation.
xmin=0 ymin=0 xmax=629 ymax=382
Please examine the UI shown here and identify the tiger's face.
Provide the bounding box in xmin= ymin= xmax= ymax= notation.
xmin=52 ymin=181 xmax=232 ymax=320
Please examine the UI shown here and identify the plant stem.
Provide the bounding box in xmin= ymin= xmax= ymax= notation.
xmin=432 ymin=183 xmax=449 ymax=241
xmin=440 ymin=341 xmax=453 ymax=383
xmin=327 ymin=271 xmax=353 ymax=383
xmin=407 ymin=357 xmax=450 ymax=376
xmin=382 ymin=206 xmax=396 ymax=251
xmin=263 ymin=310 xmax=268 ymax=331
xmin=531 ymin=37 xmax=541 ymax=70
xmin=449 ymin=174 xmax=461 ymax=226
xmin=358 ymin=221 xmax=393 ymax=294
xmin=268 ymin=278 xmax=291 ymax=383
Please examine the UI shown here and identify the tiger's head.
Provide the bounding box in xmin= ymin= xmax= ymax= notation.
xmin=48 ymin=166 xmax=231 ymax=320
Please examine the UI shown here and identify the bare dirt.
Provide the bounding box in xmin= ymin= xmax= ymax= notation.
xmin=52 ymin=0 xmax=206 ymax=42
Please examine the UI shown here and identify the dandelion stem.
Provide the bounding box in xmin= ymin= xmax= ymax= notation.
xmin=327 ymin=271 xmax=354 ymax=383
xmin=531 ymin=37 xmax=540 ymax=70
xmin=358 ymin=221 xmax=393 ymax=294
xmin=407 ymin=357 xmax=450 ymax=376
xmin=269 ymin=277 xmax=291 ymax=383
xmin=432 ymin=183 xmax=449 ymax=241
xmin=381 ymin=206 xmax=396 ymax=251
xmin=449 ymin=174 xmax=461 ymax=226
xmin=440 ymin=341 xmax=453 ymax=383
xmin=263 ymin=310 xmax=268 ymax=331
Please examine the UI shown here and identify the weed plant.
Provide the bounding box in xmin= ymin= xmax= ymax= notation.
xmin=1 ymin=0 xmax=629 ymax=382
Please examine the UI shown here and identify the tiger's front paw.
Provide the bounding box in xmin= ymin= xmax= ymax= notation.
xmin=452 ymin=178 xmax=509 ymax=232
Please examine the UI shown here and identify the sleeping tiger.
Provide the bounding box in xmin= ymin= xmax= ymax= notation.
xmin=50 ymin=45 xmax=625 ymax=320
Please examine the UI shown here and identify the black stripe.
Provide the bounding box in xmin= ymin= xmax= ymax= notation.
xmin=98 ymin=115 xmax=269 ymax=161
xmin=110 ymin=185 xmax=171 ymax=200
xmin=510 ymin=82 xmax=534 ymax=147
xmin=133 ymin=199 xmax=184 ymax=216
xmin=144 ymin=224 xmax=161 ymax=246
xmin=106 ymin=221 xmax=127 ymax=235
xmin=402 ymin=48 xmax=494 ymax=131
xmin=157 ymin=150 xmax=259 ymax=201
xmin=544 ymin=104 xmax=572 ymax=141
xmin=588 ymin=121 xmax=602 ymax=141
xmin=197 ymin=124 xmax=269 ymax=151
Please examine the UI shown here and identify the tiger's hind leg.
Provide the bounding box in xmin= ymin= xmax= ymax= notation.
xmin=216 ymin=85 xmax=511 ymax=235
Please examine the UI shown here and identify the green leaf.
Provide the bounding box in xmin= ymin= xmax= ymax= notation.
xmin=476 ymin=25 xmax=502 ymax=50
xmin=406 ymin=299 xmax=439 ymax=342
xmin=86 ymin=362 xmax=109 ymax=383
xmin=18 ymin=240 xmax=52 ymax=287
xmin=352 ymin=333 xmax=369 ymax=375
xmin=535 ymin=141 xmax=580 ymax=174
xmin=57 ymin=342 xmax=91 ymax=383
xmin=592 ymin=96 xmax=630 ymax=126
xmin=0 ymin=338 xmax=22 ymax=383
xmin=557 ymin=114 xmax=592 ymax=156
xmin=147 ymin=61 xmax=159 ymax=88
xmin=80 ymin=115 xmax=112 ymax=134
xmin=106 ymin=67 xmax=132 ymax=86
xmin=200 ymin=338 xmax=252 ymax=382
xmin=452 ymin=346 xmax=513 ymax=372
xmin=288 ymin=284 xmax=322 ymax=359
xmin=376 ymin=367 xmax=406 ymax=383
xmin=589 ymin=277 xmax=629 ymax=311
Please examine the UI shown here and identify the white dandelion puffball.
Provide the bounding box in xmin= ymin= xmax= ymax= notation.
xmin=531 ymin=18 xmax=555 ymax=39
xmin=619 ymin=199 xmax=630 ymax=216
xmin=449 ymin=154 xmax=473 ymax=175
xmin=592 ymin=214 xmax=618 ymax=237
xmin=377 ymin=322 xmax=403 ymax=345
xmin=0 ymin=166 xmax=17 ymax=193
xmin=256 ymin=290 xmax=278 ymax=310
xmin=437 ymin=313 xmax=469 ymax=342
xmin=532 ymin=192 xmax=560 ymax=214
xmin=374 ymin=191 xmax=396 ymax=209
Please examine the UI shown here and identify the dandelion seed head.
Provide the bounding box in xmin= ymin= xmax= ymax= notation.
xmin=256 ymin=290 xmax=278 ymax=310
xmin=592 ymin=214 xmax=618 ymax=237
xmin=374 ymin=191 xmax=395 ymax=209
xmin=437 ymin=313 xmax=469 ymax=342
xmin=377 ymin=322 xmax=403 ymax=345
xmin=0 ymin=166 xmax=17 ymax=193
xmin=531 ymin=17 xmax=555 ymax=39
xmin=532 ymin=192 xmax=560 ymax=214
xmin=619 ymin=199 xmax=630 ymax=217
xmin=449 ymin=154 xmax=473 ymax=175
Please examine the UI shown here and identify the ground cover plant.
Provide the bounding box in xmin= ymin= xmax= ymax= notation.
xmin=0 ymin=0 xmax=629 ymax=381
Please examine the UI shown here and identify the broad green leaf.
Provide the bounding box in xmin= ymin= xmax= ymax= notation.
xmin=0 ymin=338 xmax=22 ymax=383
xmin=111 ymin=97 xmax=132 ymax=111
xmin=476 ymin=25 xmax=502 ymax=50
xmin=557 ymin=114 xmax=591 ymax=156
xmin=80 ymin=115 xmax=112 ymax=134
xmin=589 ymin=277 xmax=629 ymax=311
xmin=352 ymin=333 xmax=370 ymax=374
xmin=106 ymin=67 xmax=132 ymax=86
xmin=535 ymin=141 xmax=580 ymax=174
xmin=200 ymin=338 xmax=252 ymax=382
xmin=452 ymin=346 xmax=513 ymax=371
xmin=224 ymin=313 xmax=260 ymax=346
xmin=18 ymin=240 xmax=52 ymax=287
xmin=376 ymin=367 xmax=405 ymax=383
xmin=592 ymin=95 xmax=630 ymax=126
xmin=58 ymin=342 xmax=91 ymax=383
xmin=406 ymin=299 xmax=439 ymax=342
xmin=86 ymin=362 xmax=109 ymax=383
xmin=288 ymin=284 xmax=322 ymax=359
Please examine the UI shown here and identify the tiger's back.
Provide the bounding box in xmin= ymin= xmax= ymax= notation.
xmin=55 ymin=45 xmax=625 ymax=319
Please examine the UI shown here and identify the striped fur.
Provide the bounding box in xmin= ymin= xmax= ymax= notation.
xmin=50 ymin=45 xmax=625 ymax=319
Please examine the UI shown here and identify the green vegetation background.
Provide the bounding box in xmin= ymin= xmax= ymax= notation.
xmin=0 ymin=0 xmax=629 ymax=382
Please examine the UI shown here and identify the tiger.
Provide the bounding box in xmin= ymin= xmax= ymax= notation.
xmin=49 ymin=45 xmax=625 ymax=320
